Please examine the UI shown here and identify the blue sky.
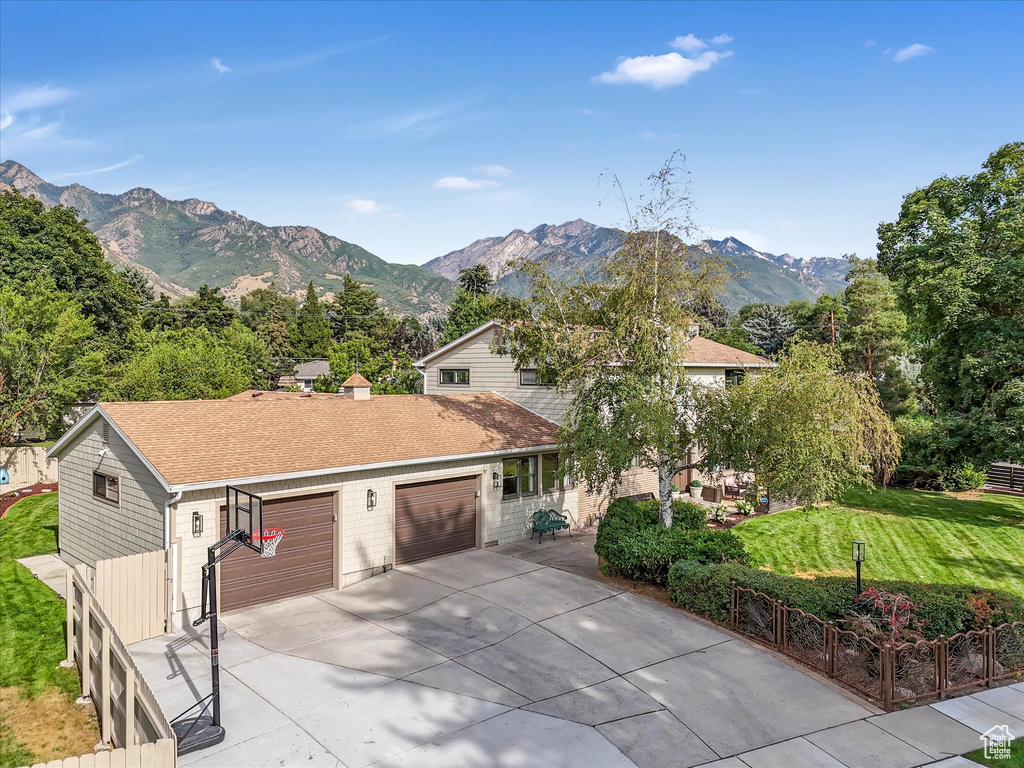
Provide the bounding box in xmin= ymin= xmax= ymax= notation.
xmin=1 ymin=1 xmax=1021 ymax=266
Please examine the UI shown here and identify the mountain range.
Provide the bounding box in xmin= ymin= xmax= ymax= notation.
xmin=425 ymin=220 xmax=850 ymax=309
xmin=0 ymin=160 xmax=454 ymax=317
xmin=2 ymin=160 xmax=849 ymax=316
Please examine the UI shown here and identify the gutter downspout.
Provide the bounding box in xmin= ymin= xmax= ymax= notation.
xmin=164 ymin=491 xmax=182 ymax=614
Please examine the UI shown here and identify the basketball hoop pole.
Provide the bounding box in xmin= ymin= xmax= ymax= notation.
xmin=170 ymin=529 xmax=245 ymax=755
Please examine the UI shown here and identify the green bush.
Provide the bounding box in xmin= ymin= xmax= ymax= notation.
xmin=671 ymin=500 xmax=706 ymax=531
xmin=943 ymin=461 xmax=987 ymax=491
xmin=595 ymin=498 xmax=657 ymax=559
xmin=607 ymin=527 xmax=747 ymax=583
xmin=665 ymin=560 xmax=1024 ymax=639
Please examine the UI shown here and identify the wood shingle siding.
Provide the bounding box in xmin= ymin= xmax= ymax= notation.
xmin=56 ymin=418 xmax=166 ymax=565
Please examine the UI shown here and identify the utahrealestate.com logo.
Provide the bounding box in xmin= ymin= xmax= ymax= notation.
xmin=981 ymin=725 xmax=1016 ymax=760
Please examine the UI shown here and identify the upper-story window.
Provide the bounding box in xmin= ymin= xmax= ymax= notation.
xmin=725 ymin=369 xmax=745 ymax=387
xmin=439 ymin=368 xmax=470 ymax=385
xmin=520 ymin=368 xmax=555 ymax=387
xmin=93 ymin=471 xmax=120 ymax=504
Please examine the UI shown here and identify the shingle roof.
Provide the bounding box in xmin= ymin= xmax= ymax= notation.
xmin=293 ymin=360 xmax=331 ymax=379
xmin=683 ymin=337 xmax=773 ymax=366
xmin=342 ymin=373 xmax=372 ymax=387
xmin=98 ymin=393 xmax=559 ymax=488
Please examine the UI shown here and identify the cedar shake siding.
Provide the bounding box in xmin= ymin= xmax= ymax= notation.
xmin=56 ymin=417 xmax=167 ymax=565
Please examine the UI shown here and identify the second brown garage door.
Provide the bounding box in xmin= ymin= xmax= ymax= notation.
xmin=395 ymin=476 xmax=478 ymax=565
xmin=219 ymin=492 xmax=334 ymax=612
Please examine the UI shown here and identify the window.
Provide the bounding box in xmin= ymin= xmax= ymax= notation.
xmin=439 ymin=368 xmax=470 ymax=385
xmin=542 ymin=453 xmax=563 ymax=492
xmin=92 ymin=471 xmax=119 ymax=504
xmin=502 ymin=456 xmax=537 ymax=499
xmin=520 ymin=368 xmax=554 ymax=387
xmin=725 ymin=369 xmax=745 ymax=387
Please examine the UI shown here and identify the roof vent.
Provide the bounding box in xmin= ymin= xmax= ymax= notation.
xmin=251 ymin=391 xmax=263 ymax=398
xmin=340 ymin=373 xmax=372 ymax=401
xmin=102 ymin=422 xmax=109 ymax=445
xmin=300 ymin=393 xmax=313 ymax=398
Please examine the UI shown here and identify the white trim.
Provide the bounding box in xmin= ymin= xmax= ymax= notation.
xmin=413 ymin=320 xmax=502 ymax=367
xmin=166 ymin=444 xmax=560 ymax=493
xmin=47 ymin=405 xmax=174 ymax=492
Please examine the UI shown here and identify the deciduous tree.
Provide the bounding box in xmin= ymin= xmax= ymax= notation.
xmin=0 ymin=282 xmax=103 ymax=445
xmin=877 ymin=142 xmax=1024 ymax=462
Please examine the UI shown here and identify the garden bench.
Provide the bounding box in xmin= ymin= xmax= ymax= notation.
xmin=530 ymin=509 xmax=571 ymax=542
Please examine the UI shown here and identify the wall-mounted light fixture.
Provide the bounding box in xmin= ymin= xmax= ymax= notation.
xmin=366 ymin=489 xmax=377 ymax=510
xmin=192 ymin=510 xmax=203 ymax=537
xmin=492 ymin=471 xmax=501 ymax=489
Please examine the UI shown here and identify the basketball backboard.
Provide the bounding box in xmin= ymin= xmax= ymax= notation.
xmin=225 ymin=486 xmax=263 ymax=553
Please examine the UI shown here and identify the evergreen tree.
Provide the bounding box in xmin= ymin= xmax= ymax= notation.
xmin=292 ymin=281 xmax=332 ymax=358
xmin=440 ymin=288 xmax=497 ymax=345
xmin=457 ymin=264 xmax=495 ymax=296
xmin=741 ymin=304 xmax=795 ymax=357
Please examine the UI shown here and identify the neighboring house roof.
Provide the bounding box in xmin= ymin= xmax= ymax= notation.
xmin=682 ymin=337 xmax=774 ymax=367
xmin=293 ymin=360 xmax=331 ymax=380
xmin=48 ymin=393 xmax=559 ymax=492
xmin=413 ymin=320 xmax=774 ymax=368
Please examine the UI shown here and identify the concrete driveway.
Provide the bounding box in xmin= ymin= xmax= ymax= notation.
xmin=128 ymin=536 xmax=1003 ymax=768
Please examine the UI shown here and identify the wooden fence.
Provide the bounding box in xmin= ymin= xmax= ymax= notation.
xmin=987 ymin=462 xmax=1024 ymax=494
xmin=91 ymin=550 xmax=170 ymax=644
xmin=731 ymin=582 xmax=1024 ymax=711
xmin=58 ymin=564 xmax=177 ymax=766
xmin=0 ymin=446 xmax=57 ymax=491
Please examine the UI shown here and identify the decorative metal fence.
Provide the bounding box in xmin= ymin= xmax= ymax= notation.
xmin=730 ymin=582 xmax=1024 ymax=711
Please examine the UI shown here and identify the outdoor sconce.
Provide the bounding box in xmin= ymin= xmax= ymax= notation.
xmin=366 ymin=489 xmax=377 ymax=510
xmin=192 ymin=510 xmax=203 ymax=537
xmin=852 ymin=541 xmax=866 ymax=592
xmin=492 ymin=472 xmax=501 ymax=489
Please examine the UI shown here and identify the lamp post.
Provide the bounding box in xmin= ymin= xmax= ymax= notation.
xmin=852 ymin=541 xmax=866 ymax=593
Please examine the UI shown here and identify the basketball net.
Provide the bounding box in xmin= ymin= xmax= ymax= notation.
xmin=254 ymin=528 xmax=285 ymax=558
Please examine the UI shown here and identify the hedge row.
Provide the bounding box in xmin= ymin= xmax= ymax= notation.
xmin=596 ymin=497 xmax=745 ymax=583
xmin=666 ymin=560 xmax=1024 ymax=640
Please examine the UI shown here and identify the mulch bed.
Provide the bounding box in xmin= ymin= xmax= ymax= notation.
xmin=0 ymin=483 xmax=58 ymax=518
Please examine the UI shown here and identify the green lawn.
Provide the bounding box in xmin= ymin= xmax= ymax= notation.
xmin=733 ymin=487 xmax=1024 ymax=598
xmin=0 ymin=493 xmax=92 ymax=768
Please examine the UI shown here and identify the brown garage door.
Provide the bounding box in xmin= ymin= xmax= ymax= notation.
xmin=395 ymin=476 xmax=477 ymax=565
xmin=219 ymin=492 xmax=334 ymax=612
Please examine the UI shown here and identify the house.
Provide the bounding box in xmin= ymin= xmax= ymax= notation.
xmin=414 ymin=320 xmax=775 ymax=518
xmin=277 ymin=359 xmax=331 ymax=391
xmin=46 ymin=377 xmax=575 ymax=627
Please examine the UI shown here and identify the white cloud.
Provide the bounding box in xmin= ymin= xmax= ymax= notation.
xmin=595 ymin=50 xmax=731 ymax=89
xmin=893 ymin=43 xmax=935 ymax=63
xmin=0 ymin=84 xmax=73 ymax=130
xmin=710 ymin=34 xmax=734 ymax=45
xmin=433 ymin=176 xmax=499 ymax=190
xmin=345 ymin=198 xmax=388 ymax=215
xmin=864 ymin=39 xmax=876 ymax=48
xmin=211 ymin=58 xmax=231 ymax=74
xmin=671 ymin=34 xmax=708 ymax=55
xmin=51 ymin=154 xmax=143 ymax=179
xmin=474 ymin=164 xmax=513 ymax=177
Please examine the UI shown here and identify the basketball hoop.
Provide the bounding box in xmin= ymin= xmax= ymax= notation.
xmin=254 ymin=528 xmax=285 ymax=558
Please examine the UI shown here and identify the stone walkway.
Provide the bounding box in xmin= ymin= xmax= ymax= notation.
xmin=126 ymin=537 xmax=1022 ymax=767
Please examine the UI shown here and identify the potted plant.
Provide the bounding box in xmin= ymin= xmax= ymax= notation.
xmin=689 ymin=480 xmax=703 ymax=500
